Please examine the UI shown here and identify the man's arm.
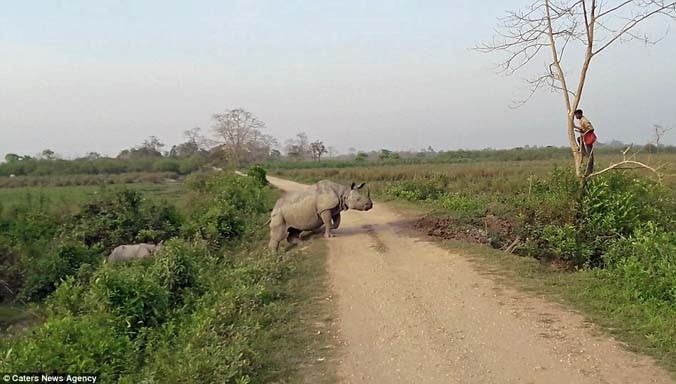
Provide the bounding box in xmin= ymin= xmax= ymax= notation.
xmin=573 ymin=120 xmax=582 ymax=132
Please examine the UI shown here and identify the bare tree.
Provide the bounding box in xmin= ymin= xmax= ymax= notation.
xmin=171 ymin=127 xmax=214 ymax=158
xmin=183 ymin=127 xmax=214 ymax=150
xmin=310 ymin=141 xmax=328 ymax=162
xmin=284 ymin=133 xmax=310 ymax=159
xmin=652 ymin=124 xmax=673 ymax=147
xmin=478 ymin=0 xmax=676 ymax=179
xmin=327 ymin=146 xmax=338 ymax=158
xmin=212 ymin=108 xmax=267 ymax=166
xmin=143 ymin=136 xmax=165 ymax=152
xmin=248 ymin=130 xmax=278 ymax=162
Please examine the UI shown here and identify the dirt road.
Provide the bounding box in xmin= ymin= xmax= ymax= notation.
xmin=267 ymin=176 xmax=674 ymax=384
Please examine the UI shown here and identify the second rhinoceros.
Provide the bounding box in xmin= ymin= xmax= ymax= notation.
xmin=269 ymin=180 xmax=373 ymax=251
xmin=108 ymin=242 xmax=163 ymax=263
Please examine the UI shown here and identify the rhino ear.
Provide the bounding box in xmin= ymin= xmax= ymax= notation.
xmin=350 ymin=182 xmax=356 ymax=190
xmin=356 ymin=182 xmax=366 ymax=190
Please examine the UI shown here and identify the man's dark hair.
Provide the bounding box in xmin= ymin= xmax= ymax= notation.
xmin=575 ymin=109 xmax=583 ymax=115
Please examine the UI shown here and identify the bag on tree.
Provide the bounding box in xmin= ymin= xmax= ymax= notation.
xmin=583 ymin=131 xmax=597 ymax=146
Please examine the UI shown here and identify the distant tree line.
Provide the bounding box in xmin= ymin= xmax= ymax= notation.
xmin=2 ymin=106 xmax=674 ymax=177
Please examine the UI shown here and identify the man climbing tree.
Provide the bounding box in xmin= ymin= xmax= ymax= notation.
xmin=574 ymin=109 xmax=597 ymax=175
xmin=477 ymin=0 xmax=676 ymax=181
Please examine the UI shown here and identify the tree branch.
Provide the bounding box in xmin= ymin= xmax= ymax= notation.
xmin=545 ymin=0 xmax=573 ymax=111
xmin=592 ymin=1 xmax=676 ymax=56
xmin=597 ymin=0 xmax=633 ymax=19
xmin=587 ymin=144 xmax=669 ymax=183
xmin=587 ymin=160 xmax=664 ymax=178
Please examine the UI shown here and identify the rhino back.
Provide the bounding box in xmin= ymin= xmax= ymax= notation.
xmin=314 ymin=180 xmax=343 ymax=213
xmin=108 ymin=244 xmax=154 ymax=262
xmin=276 ymin=190 xmax=324 ymax=230
xmin=108 ymin=245 xmax=125 ymax=261
xmin=316 ymin=180 xmax=344 ymax=195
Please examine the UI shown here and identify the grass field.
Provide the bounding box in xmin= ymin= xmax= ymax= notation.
xmin=270 ymin=152 xmax=676 ymax=190
xmin=0 ymin=182 xmax=187 ymax=214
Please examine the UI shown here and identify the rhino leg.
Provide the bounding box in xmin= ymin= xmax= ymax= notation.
xmin=332 ymin=213 xmax=341 ymax=229
xmin=320 ymin=211 xmax=334 ymax=238
xmin=287 ymin=228 xmax=302 ymax=244
xmin=269 ymin=217 xmax=287 ymax=251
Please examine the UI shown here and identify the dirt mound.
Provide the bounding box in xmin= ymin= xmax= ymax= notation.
xmin=414 ymin=216 xmax=487 ymax=243
xmin=413 ymin=213 xmax=516 ymax=246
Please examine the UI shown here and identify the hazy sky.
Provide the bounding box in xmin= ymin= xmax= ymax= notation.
xmin=1 ymin=0 xmax=675 ymax=159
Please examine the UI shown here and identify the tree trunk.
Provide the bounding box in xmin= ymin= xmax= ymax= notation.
xmin=567 ymin=113 xmax=584 ymax=179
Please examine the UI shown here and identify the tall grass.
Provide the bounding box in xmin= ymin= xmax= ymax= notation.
xmin=0 ymin=172 xmax=178 ymax=189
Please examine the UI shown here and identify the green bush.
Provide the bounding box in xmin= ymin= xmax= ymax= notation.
xmin=355 ymin=152 xmax=369 ymax=162
xmin=153 ymin=159 xmax=181 ymax=173
xmin=184 ymin=175 xmax=274 ymax=247
xmin=2 ymin=207 xmax=60 ymax=246
xmin=74 ymin=189 xmax=182 ymax=250
xmin=508 ymin=170 xmax=676 ymax=268
xmin=604 ymin=223 xmax=676 ymax=302
xmin=183 ymin=203 xmax=245 ymax=248
xmin=578 ymin=173 xmax=674 ymax=266
xmin=126 ymin=315 xmax=259 ymax=383
xmin=248 ymin=165 xmax=268 ymax=187
xmin=1 ymin=314 xmax=136 ymax=381
xmin=203 ymin=175 xmax=272 ymax=214
xmin=20 ymin=241 xmax=99 ymax=302
xmin=88 ymin=263 xmax=170 ymax=334
xmin=150 ymin=239 xmax=202 ymax=304
xmin=121 ymin=252 xmax=291 ymax=384
xmin=439 ymin=193 xmax=487 ymax=219
xmin=0 ymin=242 xmax=22 ymax=303
xmin=178 ymin=155 xmax=205 ymax=175
xmin=45 ymin=277 xmax=88 ymax=316
xmin=386 ymin=173 xmax=449 ymax=201
xmin=539 ymin=224 xmax=589 ymax=264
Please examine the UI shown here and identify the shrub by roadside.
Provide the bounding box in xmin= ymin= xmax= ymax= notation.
xmin=1 ymin=172 xmax=321 ymax=383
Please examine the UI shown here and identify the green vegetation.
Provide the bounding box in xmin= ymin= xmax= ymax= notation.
xmin=0 ymin=182 xmax=186 ymax=213
xmin=0 ymin=172 xmax=181 ymax=189
xmin=271 ymin=154 xmax=676 ymax=371
xmin=0 ymin=172 xmax=332 ymax=383
xmin=1 ymin=144 xmax=674 ymax=379
xmin=247 ymin=164 xmax=269 ymax=187
xmin=0 ymin=154 xmax=208 ymax=178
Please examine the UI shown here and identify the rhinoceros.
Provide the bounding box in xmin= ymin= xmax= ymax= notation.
xmin=108 ymin=242 xmax=163 ymax=263
xmin=268 ymin=180 xmax=373 ymax=251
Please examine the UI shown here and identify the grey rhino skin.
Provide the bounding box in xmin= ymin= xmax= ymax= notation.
xmin=269 ymin=180 xmax=373 ymax=251
xmin=108 ymin=243 xmax=162 ymax=263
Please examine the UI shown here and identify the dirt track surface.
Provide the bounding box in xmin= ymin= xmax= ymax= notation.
xmin=267 ymin=176 xmax=674 ymax=384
